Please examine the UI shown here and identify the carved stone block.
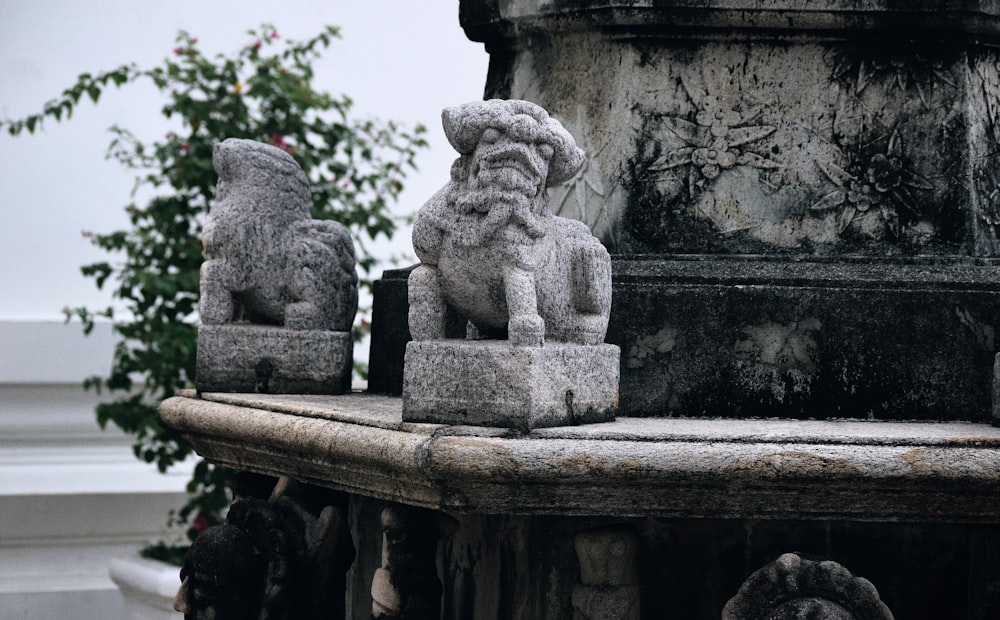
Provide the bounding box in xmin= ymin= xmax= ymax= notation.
xmin=196 ymin=324 xmax=352 ymax=394
xmin=573 ymin=528 xmax=640 ymax=620
xmin=403 ymin=340 xmax=619 ymax=430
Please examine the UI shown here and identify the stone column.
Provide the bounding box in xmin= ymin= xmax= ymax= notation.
xmin=460 ymin=1 xmax=1000 ymax=423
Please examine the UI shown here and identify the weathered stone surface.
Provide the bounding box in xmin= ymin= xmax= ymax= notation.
xmin=370 ymin=505 xmax=458 ymax=620
xmin=462 ymin=3 xmax=1000 ymax=256
xmin=611 ymin=257 xmax=1000 ymax=420
xmin=408 ymin=99 xmax=611 ymax=347
xmin=158 ymin=392 xmax=1000 ymax=522
xmin=197 ymin=138 xmax=357 ymax=394
xmin=369 ymin=257 xmax=1000 ymax=419
xmin=722 ymin=552 xmax=894 ymax=620
xmin=159 ymin=392 xmax=1000 ymax=618
xmin=573 ymin=528 xmax=640 ymax=620
xmin=173 ymin=477 xmax=352 ymax=620
xmin=403 ymin=99 xmax=619 ymax=427
xmin=402 ymin=340 xmax=619 ymax=430
xmin=196 ymin=324 xmax=352 ymax=394
xmin=445 ymin=1 xmax=1000 ymax=421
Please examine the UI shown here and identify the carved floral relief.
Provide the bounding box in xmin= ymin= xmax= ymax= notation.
xmin=970 ymin=54 xmax=1000 ymax=254
xmin=830 ymin=47 xmax=957 ymax=109
xmin=810 ymin=129 xmax=934 ymax=237
xmin=552 ymin=104 xmax=621 ymax=247
xmin=627 ymin=42 xmax=966 ymax=253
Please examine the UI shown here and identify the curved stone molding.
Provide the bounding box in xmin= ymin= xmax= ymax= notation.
xmin=722 ymin=553 xmax=893 ymax=620
xmin=158 ymin=392 xmax=1000 ymax=522
xmin=461 ymin=1 xmax=1000 ymax=40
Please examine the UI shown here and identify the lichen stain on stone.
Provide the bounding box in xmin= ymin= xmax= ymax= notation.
xmin=561 ymin=452 xmax=606 ymax=472
xmin=900 ymin=448 xmax=938 ymax=477
xmin=559 ymin=453 xmax=649 ymax=479
xmin=626 ymin=326 xmax=678 ymax=369
xmin=902 ymin=446 xmax=999 ymax=479
xmin=733 ymin=318 xmax=822 ymax=403
xmin=726 ymin=451 xmax=861 ymax=478
xmin=442 ymin=437 xmax=522 ymax=477
xmin=951 ymin=435 xmax=1000 ymax=448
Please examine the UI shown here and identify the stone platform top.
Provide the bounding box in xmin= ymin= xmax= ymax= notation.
xmin=159 ymin=391 xmax=1000 ymax=523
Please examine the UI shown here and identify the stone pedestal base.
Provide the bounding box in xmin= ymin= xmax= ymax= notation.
xmin=196 ymin=324 xmax=352 ymax=394
xmin=402 ymin=340 xmax=619 ymax=430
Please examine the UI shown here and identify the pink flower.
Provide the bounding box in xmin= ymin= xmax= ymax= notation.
xmin=172 ymin=47 xmax=182 ymax=56
xmin=267 ymin=134 xmax=294 ymax=154
xmin=270 ymin=31 xmax=279 ymax=39
xmin=181 ymin=143 xmax=190 ymax=154
xmin=253 ymin=40 xmax=262 ymax=51
xmin=192 ymin=514 xmax=211 ymax=534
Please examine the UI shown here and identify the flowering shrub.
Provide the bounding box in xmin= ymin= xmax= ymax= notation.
xmin=2 ymin=24 xmax=427 ymax=556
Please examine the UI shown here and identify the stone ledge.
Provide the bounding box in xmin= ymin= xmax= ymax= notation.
xmin=461 ymin=0 xmax=1000 ymax=41
xmin=159 ymin=392 xmax=1000 ymax=522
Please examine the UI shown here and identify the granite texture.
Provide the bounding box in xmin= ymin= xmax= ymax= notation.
xmin=402 ymin=340 xmax=619 ymax=430
xmin=201 ymin=139 xmax=357 ymax=330
xmin=196 ymin=138 xmax=357 ymax=394
xmin=408 ymin=99 xmax=611 ymax=347
xmin=196 ymin=324 xmax=352 ymax=394
xmin=403 ymin=100 xmax=619 ymax=428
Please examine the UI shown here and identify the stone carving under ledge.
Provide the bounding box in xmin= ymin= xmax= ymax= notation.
xmin=722 ymin=552 xmax=894 ymax=620
xmin=173 ymin=477 xmax=352 ymax=620
xmin=196 ymin=138 xmax=358 ymax=394
xmin=573 ymin=527 xmax=640 ymax=620
xmin=402 ymin=99 xmax=619 ymax=430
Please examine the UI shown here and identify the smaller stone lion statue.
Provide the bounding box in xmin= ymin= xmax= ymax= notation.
xmin=200 ymin=138 xmax=357 ymax=332
xmin=409 ymin=99 xmax=612 ymax=346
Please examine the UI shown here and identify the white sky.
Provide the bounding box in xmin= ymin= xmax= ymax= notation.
xmin=0 ymin=0 xmax=489 ymax=320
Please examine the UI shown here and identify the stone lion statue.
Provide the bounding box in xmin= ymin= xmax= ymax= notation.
xmin=409 ymin=99 xmax=612 ymax=346
xmin=200 ymin=138 xmax=357 ymax=332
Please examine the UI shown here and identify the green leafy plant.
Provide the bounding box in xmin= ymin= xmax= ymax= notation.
xmin=3 ymin=24 xmax=427 ymax=557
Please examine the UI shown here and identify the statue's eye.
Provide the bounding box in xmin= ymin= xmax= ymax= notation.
xmin=538 ymin=144 xmax=554 ymax=160
xmin=482 ymin=128 xmax=500 ymax=143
